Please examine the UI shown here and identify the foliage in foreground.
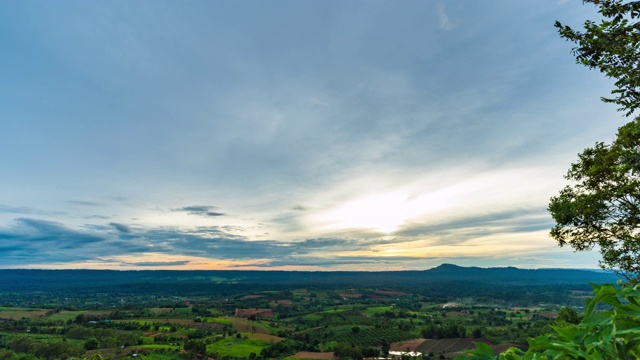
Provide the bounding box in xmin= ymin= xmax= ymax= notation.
xmin=460 ymin=283 xmax=640 ymax=359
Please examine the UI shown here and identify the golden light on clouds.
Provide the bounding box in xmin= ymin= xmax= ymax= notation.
xmin=310 ymin=175 xmax=494 ymax=234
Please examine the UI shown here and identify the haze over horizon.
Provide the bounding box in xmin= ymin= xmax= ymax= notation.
xmin=0 ymin=1 xmax=620 ymax=271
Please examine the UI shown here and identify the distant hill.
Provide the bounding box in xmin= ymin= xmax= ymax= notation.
xmin=421 ymin=263 xmax=617 ymax=284
xmin=0 ymin=264 xmax=619 ymax=295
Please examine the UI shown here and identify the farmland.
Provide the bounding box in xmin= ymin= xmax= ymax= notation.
xmin=0 ymin=266 xmax=616 ymax=359
xmin=0 ymin=289 xmax=567 ymax=359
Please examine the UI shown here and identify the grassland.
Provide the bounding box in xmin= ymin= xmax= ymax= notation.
xmin=206 ymin=337 xmax=270 ymax=357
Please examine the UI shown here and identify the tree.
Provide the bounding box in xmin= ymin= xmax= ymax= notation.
xmin=555 ymin=0 xmax=640 ymax=116
xmin=9 ymin=336 xmax=35 ymax=354
xmin=380 ymin=338 xmax=390 ymax=357
xmin=549 ymin=0 xmax=640 ymax=283
xmin=333 ymin=342 xmax=363 ymax=360
xmin=548 ymin=118 xmax=640 ymax=282
xmin=556 ymin=307 xmax=581 ymax=325
xmin=184 ymin=339 xmax=206 ymax=355
xmin=83 ymin=338 xmax=99 ymax=351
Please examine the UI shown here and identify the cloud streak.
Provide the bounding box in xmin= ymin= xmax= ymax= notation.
xmin=437 ymin=2 xmax=455 ymax=31
xmin=177 ymin=206 xmax=225 ymax=217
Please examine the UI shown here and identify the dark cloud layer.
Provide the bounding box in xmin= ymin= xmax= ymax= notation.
xmin=0 ymin=217 xmax=410 ymax=267
xmin=109 ymin=222 xmax=132 ymax=233
xmin=177 ymin=206 xmax=225 ymax=217
xmin=0 ymin=218 xmax=161 ymax=266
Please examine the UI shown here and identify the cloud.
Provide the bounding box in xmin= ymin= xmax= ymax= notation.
xmin=289 ymin=238 xmax=347 ymax=249
xmin=0 ymin=205 xmax=63 ymax=216
xmin=0 ymin=212 xmax=600 ymax=270
xmin=68 ymin=200 xmax=101 ymax=206
xmin=82 ymin=215 xmax=112 ymax=220
xmin=0 ymin=218 xmax=113 ymax=265
xmin=0 ymin=217 xmax=403 ymax=268
xmin=436 ymin=2 xmax=454 ymax=31
xmin=177 ymin=205 xmax=225 ymax=217
xmin=13 ymin=218 xmax=105 ymax=244
xmin=0 ymin=218 xmax=181 ymax=267
xmin=233 ymin=255 xmax=423 ymax=268
xmin=127 ymin=260 xmax=190 ymax=267
xmin=206 ymin=212 xmax=225 ymax=217
xmin=398 ymin=208 xmax=549 ymax=235
xmin=109 ymin=222 xmax=132 ymax=233
xmin=180 ymin=206 xmax=214 ymax=212
xmin=395 ymin=208 xmax=553 ymax=246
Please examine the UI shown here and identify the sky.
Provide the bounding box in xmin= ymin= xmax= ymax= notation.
xmin=0 ymin=1 xmax=627 ymax=271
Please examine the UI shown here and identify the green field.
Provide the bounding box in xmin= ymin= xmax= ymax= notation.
xmin=209 ymin=316 xmax=232 ymax=325
xmin=207 ymin=337 xmax=270 ymax=357
xmin=363 ymin=306 xmax=394 ymax=316
xmin=302 ymin=314 xmax=322 ymax=321
xmin=321 ymin=308 xmax=346 ymax=314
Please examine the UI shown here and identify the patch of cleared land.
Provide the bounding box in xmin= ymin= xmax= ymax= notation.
xmin=376 ymin=290 xmax=407 ymax=296
xmin=0 ymin=308 xmax=50 ymax=320
xmin=235 ymin=308 xmax=274 ymax=318
xmin=337 ymin=293 xmax=362 ymax=298
xmin=414 ymin=338 xmax=491 ymax=354
xmin=390 ymin=338 xmax=426 ymax=352
xmin=288 ymin=351 xmax=335 ymax=359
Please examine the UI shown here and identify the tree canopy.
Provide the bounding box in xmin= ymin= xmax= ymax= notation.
xmin=555 ymin=0 xmax=640 ymax=116
xmin=549 ymin=119 xmax=640 ymax=281
xmin=549 ymin=0 xmax=640 ymax=283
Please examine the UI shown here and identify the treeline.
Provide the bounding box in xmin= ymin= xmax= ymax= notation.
xmin=1 ymin=337 xmax=83 ymax=360
xmin=0 ymin=267 xmax=618 ymax=296
xmin=420 ymin=323 xmax=476 ymax=339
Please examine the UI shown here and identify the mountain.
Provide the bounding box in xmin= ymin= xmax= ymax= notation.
xmin=421 ymin=263 xmax=617 ymax=284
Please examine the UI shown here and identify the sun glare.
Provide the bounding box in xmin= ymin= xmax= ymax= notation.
xmin=313 ymin=179 xmax=492 ymax=234
xmin=315 ymin=191 xmax=439 ymax=233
